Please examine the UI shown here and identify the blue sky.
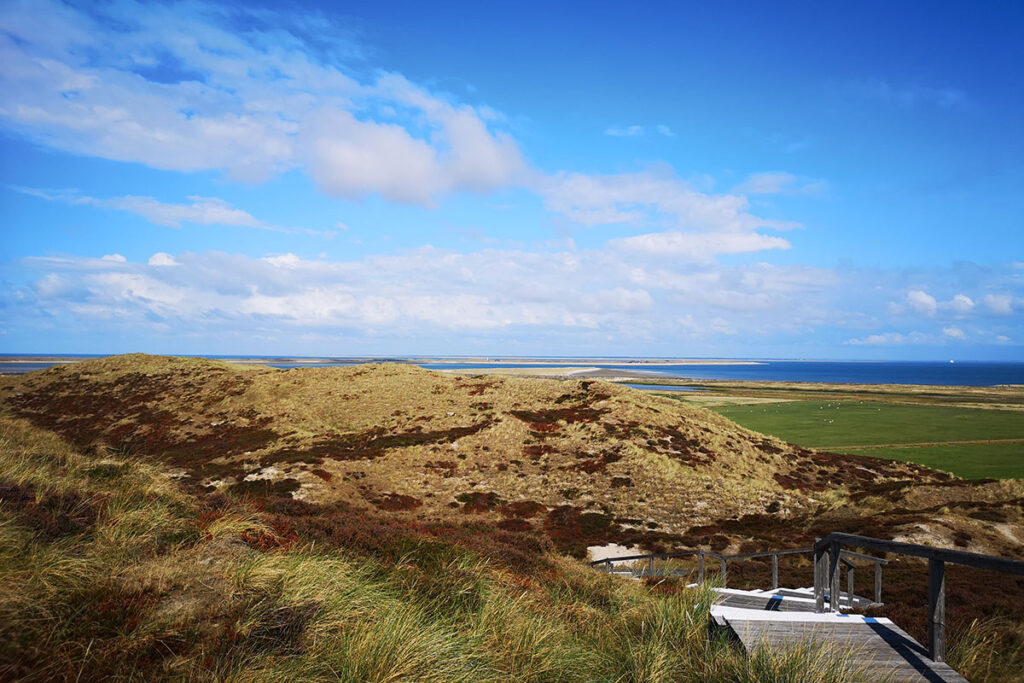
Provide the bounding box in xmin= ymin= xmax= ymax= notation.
xmin=0 ymin=0 xmax=1022 ymax=359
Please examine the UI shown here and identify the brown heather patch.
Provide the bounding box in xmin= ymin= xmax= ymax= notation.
xmin=271 ymin=420 xmax=492 ymax=466
xmin=0 ymin=480 xmax=102 ymax=540
xmin=509 ymin=404 xmax=608 ymax=433
xmin=371 ymin=493 xmax=423 ymax=511
xmin=456 ymin=491 xmax=503 ymax=513
xmin=499 ymin=500 xmax=547 ymax=518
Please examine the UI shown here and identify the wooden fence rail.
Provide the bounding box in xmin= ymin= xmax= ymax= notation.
xmin=812 ymin=532 xmax=1024 ymax=664
xmin=589 ymin=532 xmax=1024 ymax=665
xmin=588 ymin=545 xmax=887 ymax=600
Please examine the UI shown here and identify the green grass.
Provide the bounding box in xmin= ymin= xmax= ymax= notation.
xmin=861 ymin=443 xmax=1024 ymax=480
xmin=711 ymin=401 xmax=1024 ymax=480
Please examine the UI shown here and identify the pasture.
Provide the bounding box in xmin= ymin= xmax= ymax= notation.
xmin=711 ymin=401 xmax=1024 ymax=480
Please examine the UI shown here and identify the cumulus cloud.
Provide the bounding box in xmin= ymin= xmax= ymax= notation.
xmin=942 ymin=326 xmax=966 ymax=340
xmin=905 ymin=289 xmax=938 ymax=316
xmin=148 ymin=253 xmax=179 ymax=267
xmin=10 ymin=244 xmax=841 ymax=345
xmin=0 ymin=1 xmax=526 ymax=203
xmin=946 ymin=294 xmax=974 ymax=314
xmin=984 ymin=294 xmax=1013 ymax=315
xmin=541 ymin=169 xmax=799 ymax=232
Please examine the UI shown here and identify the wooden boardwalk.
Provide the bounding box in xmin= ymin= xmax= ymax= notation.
xmin=712 ymin=592 xmax=967 ymax=683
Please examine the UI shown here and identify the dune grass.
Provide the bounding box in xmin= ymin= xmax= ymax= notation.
xmin=0 ymin=416 xmax=879 ymax=682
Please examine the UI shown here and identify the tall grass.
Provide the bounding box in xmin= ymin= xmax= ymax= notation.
xmin=1 ymin=417 xmax=866 ymax=681
xmin=948 ymin=617 xmax=1024 ymax=683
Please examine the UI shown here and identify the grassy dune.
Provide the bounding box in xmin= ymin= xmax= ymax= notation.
xmin=2 ymin=356 xmax=1023 ymax=680
xmin=713 ymin=401 xmax=1024 ymax=479
xmin=1 ymin=418 xmax=866 ymax=682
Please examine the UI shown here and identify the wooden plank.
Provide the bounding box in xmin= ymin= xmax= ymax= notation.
xmin=724 ymin=617 xmax=967 ymax=682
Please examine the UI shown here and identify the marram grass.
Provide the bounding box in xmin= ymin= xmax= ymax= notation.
xmin=0 ymin=416 xmax=968 ymax=682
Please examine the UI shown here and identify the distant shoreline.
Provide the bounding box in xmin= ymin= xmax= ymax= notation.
xmin=1 ymin=355 xmax=1022 ymax=388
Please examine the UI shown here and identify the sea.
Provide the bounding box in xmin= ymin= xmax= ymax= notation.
xmin=1 ymin=355 xmax=1023 ymax=386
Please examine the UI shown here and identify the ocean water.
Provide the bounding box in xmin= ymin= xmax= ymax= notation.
xmin=419 ymin=360 xmax=1024 ymax=386
xmin=1 ymin=356 xmax=1022 ymax=386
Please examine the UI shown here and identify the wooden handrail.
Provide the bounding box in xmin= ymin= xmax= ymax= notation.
xmin=813 ymin=532 xmax=1024 ymax=664
xmin=590 ymin=544 xmax=886 ymax=596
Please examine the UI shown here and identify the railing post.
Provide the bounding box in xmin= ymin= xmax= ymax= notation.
xmin=698 ymin=553 xmax=705 ymax=584
xmin=847 ymin=564 xmax=855 ymax=604
xmin=874 ymin=562 xmax=883 ymax=605
xmin=772 ymin=553 xmax=779 ymax=590
xmin=814 ymin=540 xmax=825 ymax=612
xmin=829 ymin=540 xmax=842 ymax=612
xmin=648 ymin=555 xmax=655 ymax=577
xmin=720 ymin=559 xmax=727 ymax=587
xmin=929 ymin=558 xmax=946 ymax=662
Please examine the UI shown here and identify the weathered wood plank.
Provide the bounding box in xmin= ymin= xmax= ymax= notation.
xmin=724 ymin=617 xmax=968 ymax=682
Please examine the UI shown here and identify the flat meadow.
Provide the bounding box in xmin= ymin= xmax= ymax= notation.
xmin=711 ymin=401 xmax=1024 ymax=480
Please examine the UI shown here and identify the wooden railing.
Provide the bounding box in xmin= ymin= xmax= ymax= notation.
xmin=589 ymin=545 xmax=887 ymax=603
xmin=813 ymin=532 xmax=1024 ymax=664
xmin=590 ymin=534 xmax=1024 ymax=664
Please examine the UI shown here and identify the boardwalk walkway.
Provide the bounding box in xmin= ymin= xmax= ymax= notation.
xmin=711 ymin=587 xmax=967 ymax=682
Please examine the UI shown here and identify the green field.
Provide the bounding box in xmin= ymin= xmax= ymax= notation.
xmin=711 ymin=401 xmax=1024 ymax=480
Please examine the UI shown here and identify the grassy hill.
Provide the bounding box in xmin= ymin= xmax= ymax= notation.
xmin=2 ymin=355 xmax=1023 ymax=680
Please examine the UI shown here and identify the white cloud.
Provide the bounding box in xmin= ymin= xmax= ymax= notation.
xmin=942 ymin=326 xmax=965 ymax=340
xmin=610 ymin=231 xmax=791 ymax=260
xmin=541 ymin=169 xmax=799 ymax=232
xmin=604 ymin=124 xmax=675 ymax=138
xmin=905 ymin=289 xmax=938 ymax=316
xmin=732 ymin=172 xmax=827 ymax=196
xmin=0 ymin=1 xmax=526 ymax=203
xmin=946 ymin=294 xmax=974 ymax=314
xmin=14 ymin=187 xmax=336 ymax=236
xmin=984 ymin=294 xmax=1013 ymax=315
xmin=604 ymin=125 xmax=644 ymax=137
xmin=148 ymin=252 xmax=179 ymax=267
xmin=101 ymin=253 xmax=126 ymax=262
xmin=12 ymin=244 xmax=841 ymax=342
xmin=846 ymin=332 xmax=905 ymax=346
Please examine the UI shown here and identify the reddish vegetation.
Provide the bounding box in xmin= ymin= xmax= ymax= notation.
xmin=0 ymin=480 xmax=101 ymax=539
xmin=241 ymin=519 xmax=300 ymax=552
xmin=499 ymin=500 xmax=547 ymax=518
xmin=262 ymin=497 xmax=550 ymax=575
xmin=456 ymin=491 xmax=503 ymax=513
xmin=372 ymin=493 xmax=423 ymax=511
xmin=274 ymin=421 xmax=493 ymax=468
xmin=523 ymin=444 xmax=558 ymax=458
xmin=510 ymin=404 xmax=608 ymax=433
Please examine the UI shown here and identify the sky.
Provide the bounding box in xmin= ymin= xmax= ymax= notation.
xmin=0 ymin=0 xmax=1022 ymax=360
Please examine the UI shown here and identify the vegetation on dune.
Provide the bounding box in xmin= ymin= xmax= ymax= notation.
xmin=2 ymin=355 xmax=1023 ymax=680
xmin=1 ymin=417 xmax=869 ymax=682
xmin=712 ymin=401 xmax=1024 ymax=479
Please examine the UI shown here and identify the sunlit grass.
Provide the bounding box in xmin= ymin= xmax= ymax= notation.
xmin=0 ymin=416 xmax=879 ymax=682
